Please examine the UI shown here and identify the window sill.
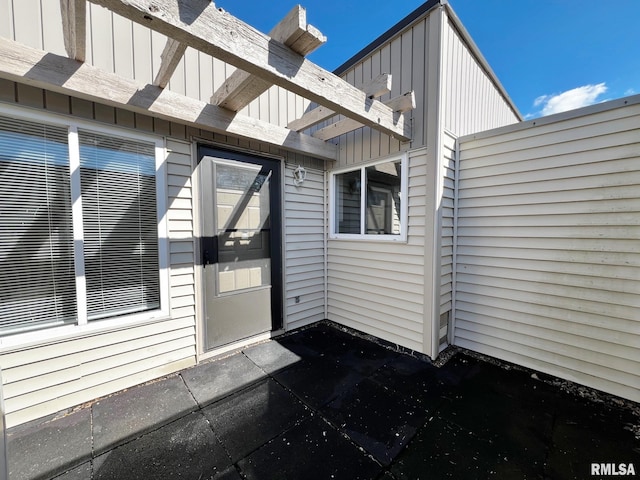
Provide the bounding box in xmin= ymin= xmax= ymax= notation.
xmin=0 ymin=310 xmax=173 ymax=353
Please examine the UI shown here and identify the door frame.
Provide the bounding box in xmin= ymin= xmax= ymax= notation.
xmin=193 ymin=142 xmax=285 ymax=359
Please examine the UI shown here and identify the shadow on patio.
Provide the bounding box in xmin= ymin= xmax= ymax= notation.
xmin=7 ymin=321 xmax=640 ymax=480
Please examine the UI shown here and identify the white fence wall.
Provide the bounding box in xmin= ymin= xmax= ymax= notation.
xmin=455 ymin=97 xmax=640 ymax=402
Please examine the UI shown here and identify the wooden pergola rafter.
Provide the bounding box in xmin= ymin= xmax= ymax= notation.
xmin=4 ymin=0 xmax=416 ymax=161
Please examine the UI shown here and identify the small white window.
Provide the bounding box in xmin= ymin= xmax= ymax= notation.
xmin=330 ymin=154 xmax=408 ymax=241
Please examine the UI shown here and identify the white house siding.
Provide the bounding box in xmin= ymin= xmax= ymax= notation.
xmin=284 ymin=164 xmax=326 ymax=331
xmin=440 ymin=9 xmax=520 ymax=137
xmin=327 ymin=148 xmax=427 ymax=352
xmin=328 ymin=15 xmax=432 ymax=165
xmin=455 ymin=98 xmax=640 ymax=402
xmin=0 ymin=81 xmax=326 ymax=427
xmin=0 ymin=0 xmax=312 ymax=128
xmin=438 ymin=131 xmax=456 ymax=349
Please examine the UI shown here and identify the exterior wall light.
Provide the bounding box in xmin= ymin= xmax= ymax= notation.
xmin=293 ymin=165 xmax=306 ymax=186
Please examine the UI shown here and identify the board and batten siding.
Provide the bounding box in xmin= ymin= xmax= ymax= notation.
xmin=284 ymin=165 xmax=326 ymax=331
xmin=455 ymin=97 xmax=640 ymax=402
xmin=440 ymin=9 xmax=520 ymax=137
xmin=327 ymin=148 xmax=428 ymax=352
xmin=0 ymin=0 xmax=312 ymax=128
xmin=327 ymin=15 xmax=432 ymax=166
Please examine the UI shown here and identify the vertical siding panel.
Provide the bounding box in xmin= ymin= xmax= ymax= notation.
xmin=455 ymin=101 xmax=640 ymax=403
xmin=88 ymin=4 xmax=114 ymax=73
xmin=40 ymin=0 xmax=65 ymax=55
xmin=370 ymin=50 xmax=382 ymax=159
xmin=0 ymin=0 xmax=13 ymax=39
xmin=198 ymin=51 xmax=213 ymax=103
xmin=132 ymin=22 xmax=153 ymax=84
xmin=11 ymin=0 xmax=42 ymax=49
xmin=352 ymin=64 xmax=364 ymax=162
xmin=183 ymin=47 xmax=200 ymax=100
xmin=411 ymin=19 xmax=427 ymax=147
xmin=112 ymin=14 xmax=134 ymax=79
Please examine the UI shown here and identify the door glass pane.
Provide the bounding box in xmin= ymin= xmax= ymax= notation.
xmin=215 ymin=163 xmax=271 ymax=294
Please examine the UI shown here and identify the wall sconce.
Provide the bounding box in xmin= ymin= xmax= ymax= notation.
xmin=293 ymin=165 xmax=306 ymax=186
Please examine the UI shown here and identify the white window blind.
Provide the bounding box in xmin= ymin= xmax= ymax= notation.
xmin=78 ymin=131 xmax=160 ymax=320
xmin=0 ymin=117 xmax=77 ymax=334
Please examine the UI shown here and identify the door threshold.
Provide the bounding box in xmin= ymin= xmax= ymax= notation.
xmin=198 ymin=329 xmax=285 ymax=363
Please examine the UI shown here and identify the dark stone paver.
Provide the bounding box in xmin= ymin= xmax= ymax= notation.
xmin=92 ymin=412 xmax=231 ymax=480
xmin=7 ymin=408 xmax=91 ymax=480
xmin=273 ymin=357 xmax=365 ymax=409
xmin=237 ymin=416 xmax=382 ymax=480
xmin=181 ymin=352 xmax=266 ymax=407
xmin=202 ymin=378 xmax=309 ymax=462
xmin=51 ymin=462 xmax=92 ymax=480
xmin=321 ymin=378 xmax=429 ymax=465
xmin=242 ymin=340 xmax=304 ymax=374
xmin=7 ymin=322 xmax=640 ymax=480
xmin=92 ymin=374 xmax=197 ymax=454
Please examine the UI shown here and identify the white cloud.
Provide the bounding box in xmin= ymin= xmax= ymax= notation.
xmin=624 ymin=88 xmax=637 ymax=96
xmin=533 ymin=83 xmax=608 ymax=117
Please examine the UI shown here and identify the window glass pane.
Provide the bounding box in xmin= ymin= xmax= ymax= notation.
xmin=365 ymin=160 xmax=402 ymax=235
xmin=79 ymin=131 xmax=159 ymax=320
xmin=0 ymin=116 xmax=76 ymax=335
xmin=335 ymin=169 xmax=361 ymax=234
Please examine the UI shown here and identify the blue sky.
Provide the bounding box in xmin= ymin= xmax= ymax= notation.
xmin=216 ymin=0 xmax=640 ymax=119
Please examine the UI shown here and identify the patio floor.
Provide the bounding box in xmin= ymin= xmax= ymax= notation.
xmin=7 ymin=321 xmax=640 ymax=480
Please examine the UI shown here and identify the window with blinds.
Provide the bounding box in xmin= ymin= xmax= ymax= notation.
xmin=79 ymin=131 xmax=160 ymax=320
xmin=0 ymin=117 xmax=76 ymax=335
xmin=0 ymin=113 xmax=163 ymax=338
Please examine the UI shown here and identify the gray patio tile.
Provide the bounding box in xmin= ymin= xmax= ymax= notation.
xmin=92 ymin=374 xmax=197 ymax=455
xmin=272 ymin=358 xmax=365 ymax=409
xmin=51 ymin=462 xmax=92 ymax=480
xmin=242 ymin=340 xmax=303 ymax=374
xmin=238 ymin=416 xmax=381 ymax=480
xmin=212 ymin=466 xmax=243 ymax=480
xmin=202 ymin=378 xmax=309 ymax=462
xmin=92 ymin=412 xmax=231 ymax=480
xmin=7 ymin=408 xmax=91 ymax=480
xmin=181 ymin=352 xmax=266 ymax=407
xmin=321 ymin=378 xmax=429 ymax=466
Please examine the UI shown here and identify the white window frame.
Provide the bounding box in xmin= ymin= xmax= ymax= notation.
xmin=0 ymin=104 xmax=170 ymax=348
xmin=329 ymin=153 xmax=408 ymax=242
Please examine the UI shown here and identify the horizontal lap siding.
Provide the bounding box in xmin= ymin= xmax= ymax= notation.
xmin=284 ymin=165 xmax=326 ymax=330
xmin=327 ymin=149 xmax=427 ymax=352
xmin=456 ymin=102 xmax=640 ymax=402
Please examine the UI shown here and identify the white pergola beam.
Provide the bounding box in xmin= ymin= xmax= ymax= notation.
xmin=60 ymin=0 xmax=87 ymax=62
xmin=211 ymin=5 xmax=326 ymax=112
xmin=312 ymin=91 xmax=416 ymax=141
xmin=0 ymin=38 xmax=337 ymax=161
xmin=153 ymin=38 xmax=187 ymax=88
xmin=87 ymin=0 xmax=411 ymax=141
xmin=287 ymin=73 xmax=393 ymax=132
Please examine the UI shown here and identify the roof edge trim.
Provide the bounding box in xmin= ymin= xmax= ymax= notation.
xmin=333 ymin=0 xmax=442 ymax=76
